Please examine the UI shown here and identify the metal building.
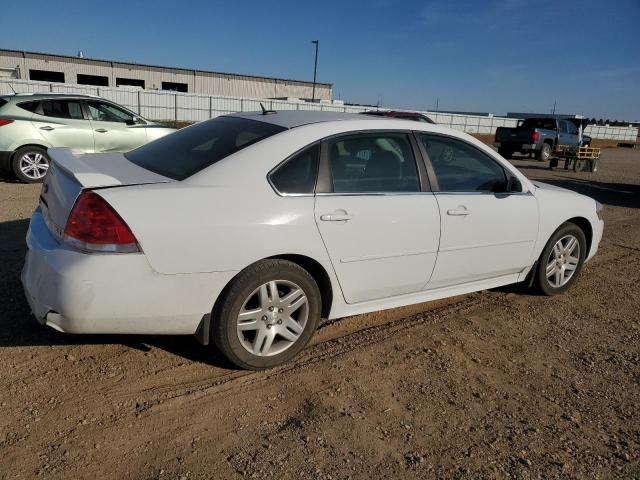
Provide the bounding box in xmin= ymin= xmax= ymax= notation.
xmin=0 ymin=49 xmax=332 ymax=101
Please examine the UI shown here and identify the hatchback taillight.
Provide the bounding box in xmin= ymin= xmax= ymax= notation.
xmin=532 ymin=131 xmax=540 ymax=142
xmin=0 ymin=118 xmax=14 ymax=127
xmin=64 ymin=191 xmax=140 ymax=253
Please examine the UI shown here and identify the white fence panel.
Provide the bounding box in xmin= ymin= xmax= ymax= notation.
xmin=0 ymin=79 xmax=637 ymax=140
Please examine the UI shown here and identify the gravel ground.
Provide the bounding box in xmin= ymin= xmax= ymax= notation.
xmin=0 ymin=149 xmax=639 ymax=479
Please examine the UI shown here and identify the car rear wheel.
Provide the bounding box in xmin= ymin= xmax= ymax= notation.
xmin=534 ymin=223 xmax=586 ymax=295
xmin=212 ymin=259 xmax=321 ymax=370
xmin=12 ymin=146 xmax=50 ymax=183
xmin=536 ymin=143 xmax=551 ymax=161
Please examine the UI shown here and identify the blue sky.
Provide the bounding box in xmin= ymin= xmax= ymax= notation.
xmin=3 ymin=0 xmax=639 ymax=119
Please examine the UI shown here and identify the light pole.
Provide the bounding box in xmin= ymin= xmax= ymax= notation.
xmin=311 ymin=40 xmax=319 ymax=102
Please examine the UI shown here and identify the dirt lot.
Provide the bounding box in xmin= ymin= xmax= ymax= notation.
xmin=1 ymin=149 xmax=639 ymax=479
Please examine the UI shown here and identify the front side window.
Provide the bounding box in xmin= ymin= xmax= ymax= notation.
xmin=328 ymin=133 xmax=419 ymax=193
xmin=86 ymin=101 xmax=134 ymax=123
xmin=41 ymin=100 xmax=84 ymax=120
xmin=566 ymin=122 xmax=578 ymax=135
xmin=126 ymin=116 xmax=286 ymax=181
xmin=419 ymin=134 xmax=507 ymax=192
xmin=270 ymin=144 xmax=319 ymax=194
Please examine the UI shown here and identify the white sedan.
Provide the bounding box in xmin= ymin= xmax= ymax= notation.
xmin=22 ymin=111 xmax=604 ymax=369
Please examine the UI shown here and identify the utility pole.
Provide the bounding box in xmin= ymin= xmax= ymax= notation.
xmin=311 ymin=40 xmax=319 ymax=102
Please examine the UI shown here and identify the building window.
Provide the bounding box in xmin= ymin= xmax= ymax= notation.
xmin=161 ymin=81 xmax=188 ymax=92
xmin=77 ymin=74 xmax=109 ymax=86
xmin=29 ymin=69 xmax=65 ymax=83
xmin=116 ymin=77 xmax=145 ymax=88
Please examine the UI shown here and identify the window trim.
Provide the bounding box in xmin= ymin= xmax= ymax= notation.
xmin=267 ymin=141 xmax=321 ymax=197
xmin=316 ymin=129 xmax=431 ymax=195
xmin=416 ymin=132 xmax=526 ymax=195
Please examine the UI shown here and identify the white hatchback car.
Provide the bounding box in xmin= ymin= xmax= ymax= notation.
xmin=22 ymin=111 xmax=604 ymax=369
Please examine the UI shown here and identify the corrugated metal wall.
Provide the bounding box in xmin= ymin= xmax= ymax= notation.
xmin=0 ymin=50 xmax=332 ymax=100
xmin=1 ymin=78 xmax=638 ymax=141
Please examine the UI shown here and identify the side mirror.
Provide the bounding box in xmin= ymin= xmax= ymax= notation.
xmin=126 ymin=116 xmax=145 ymax=126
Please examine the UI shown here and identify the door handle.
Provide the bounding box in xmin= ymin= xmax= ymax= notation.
xmin=95 ymin=128 xmax=108 ymax=133
xmin=39 ymin=126 xmax=55 ymax=131
xmin=447 ymin=207 xmax=471 ymax=216
xmin=320 ymin=210 xmax=353 ymax=222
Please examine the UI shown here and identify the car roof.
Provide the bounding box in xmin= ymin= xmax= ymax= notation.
xmin=1 ymin=93 xmax=100 ymax=101
xmin=227 ymin=110 xmax=380 ymax=129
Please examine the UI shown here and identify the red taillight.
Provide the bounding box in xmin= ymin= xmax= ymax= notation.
xmin=0 ymin=118 xmax=14 ymax=127
xmin=64 ymin=191 xmax=140 ymax=253
xmin=532 ymin=131 xmax=540 ymax=142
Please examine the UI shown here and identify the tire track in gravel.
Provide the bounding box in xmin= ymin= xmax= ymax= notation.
xmin=121 ymin=238 xmax=638 ymax=412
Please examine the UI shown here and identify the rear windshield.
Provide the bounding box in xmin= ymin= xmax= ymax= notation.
xmin=125 ymin=116 xmax=286 ymax=180
xmin=520 ymin=118 xmax=557 ymax=130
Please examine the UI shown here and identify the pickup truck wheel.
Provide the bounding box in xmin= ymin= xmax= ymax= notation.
xmin=498 ymin=148 xmax=513 ymax=159
xmin=536 ymin=143 xmax=551 ymax=161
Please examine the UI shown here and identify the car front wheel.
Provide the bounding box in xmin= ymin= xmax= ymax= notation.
xmin=12 ymin=146 xmax=51 ymax=183
xmin=535 ymin=223 xmax=586 ymax=295
xmin=212 ymin=259 xmax=322 ymax=370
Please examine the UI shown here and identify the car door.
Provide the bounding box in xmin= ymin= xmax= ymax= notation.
xmin=84 ymin=100 xmax=149 ymax=152
xmin=565 ymin=121 xmax=580 ymax=146
xmin=416 ymin=133 xmax=538 ymax=289
xmin=558 ymin=120 xmax=573 ymax=146
xmin=314 ymin=131 xmax=441 ymax=304
xmin=31 ymin=99 xmax=95 ymax=152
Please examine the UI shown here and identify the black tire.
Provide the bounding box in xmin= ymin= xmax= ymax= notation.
xmin=12 ymin=146 xmax=50 ymax=183
xmin=533 ymin=223 xmax=587 ymax=296
xmin=535 ymin=142 xmax=551 ymax=161
xmin=498 ymin=148 xmax=513 ymax=159
xmin=211 ymin=259 xmax=322 ymax=370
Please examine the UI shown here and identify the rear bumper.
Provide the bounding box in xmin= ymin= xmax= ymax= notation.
xmin=0 ymin=150 xmax=12 ymax=171
xmin=494 ymin=142 xmax=536 ymax=151
xmin=21 ymin=208 xmax=237 ymax=335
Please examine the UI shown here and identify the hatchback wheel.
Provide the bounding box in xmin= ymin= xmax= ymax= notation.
xmin=535 ymin=223 xmax=586 ymax=295
xmin=212 ymin=259 xmax=321 ymax=370
xmin=12 ymin=146 xmax=50 ymax=183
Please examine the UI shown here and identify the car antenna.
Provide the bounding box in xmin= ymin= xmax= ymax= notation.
xmin=7 ymin=83 xmax=16 ymax=94
xmin=260 ymin=102 xmax=276 ymax=115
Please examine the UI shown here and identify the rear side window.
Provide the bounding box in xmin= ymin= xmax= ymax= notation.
xmin=269 ymin=144 xmax=319 ymax=194
xmin=0 ymin=98 xmax=7 ymax=109
xmin=41 ymin=100 xmax=84 ymax=119
xmin=126 ymin=116 xmax=286 ymax=181
xmin=328 ymin=133 xmax=420 ymax=193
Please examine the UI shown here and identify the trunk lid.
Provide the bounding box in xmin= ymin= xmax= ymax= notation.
xmin=41 ymin=148 xmax=172 ymax=241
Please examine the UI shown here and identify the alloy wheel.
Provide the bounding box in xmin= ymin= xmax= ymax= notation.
xmin=236 ymin=280 xmax=309 ymax=357
xmin=19 ymin=152 xmax=49 ymax=180
xmin=545 ymin=234 xmax=580 ymax=288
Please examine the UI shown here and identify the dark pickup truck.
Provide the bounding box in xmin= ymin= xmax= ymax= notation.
xmin=494 ymin=118 xmax=591 ymax=161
